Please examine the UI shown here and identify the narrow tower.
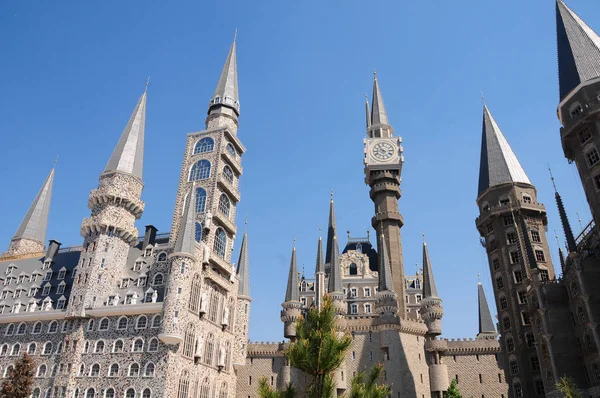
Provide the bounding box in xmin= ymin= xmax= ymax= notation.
xmin=234 ymin=230 xmax=252 ymax=365
xmin=314 ymin=234 xmax=325 ymax=309
xmin=476 ymin=281 xmax=498 ymax=339
xmin=476 ymin=104 xmax=556 ymax=397
xmin=363 ymin=73 xmax=406 ymax=314
xmin=5 ymin=165 xmax=56 ymax=256
xmin=281 ymin=245 xmax=301 ymax=340
xmin=67 ymin=89 xmax=147 ymax=317
xmin=556 ymin=0 xmax=600 ymax=228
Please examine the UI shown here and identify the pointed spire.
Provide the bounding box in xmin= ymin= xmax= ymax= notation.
xmin=209 ymin=36 xmax=240 ymax=116
xmin=104 ymin=90 xmax=147 ymax=181
xmin=11 ymin=165 xmax=55 ymax=247
xmin=478 ymin=105 xmax=531 ymax=196
xmin=315 ymin=235 xmax=325 ymax=274
xmin=559 ymin=247 xmax=566 ymax=271
xmin=371 ymin=71 xmax=389 ymax=126
xmin=549 ymin=168 xmax=577 ymax=253
xmin=173 ymin=187 xmax=197 ymax=255
xmin=556 ymin=0 xmax=600 ymax=100
xmin=365 ymin=94 xmax=371 ymax=129
xmin=284 ymin=245 xmax=300 ymax=302
xmin=236 ymin=232 xmax=250 ymax=298
xmin=378 ymin=233 xmax=394 ymax=292
xmin=477 ymin=282 xmax=497 ymax=337
xmin=421 ymin=241 xmax=439 ymax=299
xmin=325 ymin=192 xmax=337 ymax=266
xmin=328 ymin=235 xmax=343 ymax=294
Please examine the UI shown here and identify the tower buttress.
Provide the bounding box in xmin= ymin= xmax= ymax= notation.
xmin=476 ymin=282 xmax=498 ymax=339
xmin=234 ymin=231 xmax=251 ymax=365
xmin=363 ymin=73 xmax=406 ymax=315
xmin=314 ymin=235 xmax=325 ymax=310
xmin=420 ymin=241 xmax=443 ymax=336
xmin=281 ymin=246 xmax=301 ymax=340
xmin=5 ymin=165 xmax=55 ymax=256
xmin=67 ymin=89 xmax=147 ymax=318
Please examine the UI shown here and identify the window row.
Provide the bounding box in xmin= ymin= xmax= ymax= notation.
xmin=86 ymin=315 xmax=161 ymax=331
xmin=71 ymin=387 xmax=152 ymax=398
xmin=82 ymin=337 xmax=160 ymax=354
xmin=1 ymin=282 xmax=67 ymax=299
xmin=178 ymin=372 xmax=229 ymax=398
xmin=76 ymin=362 xmax=156 ymax=378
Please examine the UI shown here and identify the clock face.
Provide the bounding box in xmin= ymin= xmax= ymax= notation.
xmin=371 ymin=141 xmax=395 ymax=161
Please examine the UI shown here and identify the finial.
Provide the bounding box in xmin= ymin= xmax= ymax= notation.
xmin=373 ymin=69 xmax=377 ymax=78
xmin=347 ymin=230 xmax=350 ymax=239
xmin=145 ymin=76 xmax=150 ymax=92
xmin=554 ymin=228 xmax=561 ymax=246
xmin=422 ymin=230 xmax=426 ymax=244
xmin=548 ymin=165 xmax=557 ymax=192
xmin=366 ymin=230 xmax=370 ymax=241
xmin=244 ymin=216 xmax=248 ymax=232
xmin=233 ymin=29 xmax=238 ymax=43
xmin=54 ymin=155 xmax=59 ymax=167
xmin=481 ymin=90 xmax=486 ymax=106
xmin=330 ymin=189 xmax=334 ymax=199
xmin=478 ymin=273 xmax=481 ymax=284
xmin=577 ymin=212 xmax=583 ymax=229
xmin=293 ymin=236 xmax=296 ymax=247
xmin=365 ymin=93 xmax=369 ymax=103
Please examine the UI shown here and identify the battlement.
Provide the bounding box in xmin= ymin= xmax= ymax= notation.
xmin=247 ymin=341 xmax=287 ymax=357
xmin=440 ymin=337 xmax=501 ymax=354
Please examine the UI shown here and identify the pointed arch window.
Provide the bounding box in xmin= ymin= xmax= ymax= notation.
xmin=183 ymin=324 xmax=195 ymax=358
xmin=204 ymin=334 xmax=214 ymax=366
xmin=195 ymin=188 xmax=207 ymax=213
xmin=200 ymin=379 xmax=210 ymax=398
xmin=190 ymin=160 xmax=211 ymax=181
xmin=195 ymin=223 xmax=203 ymax=243
xmin=213 ymin=228 xmax=227 ymax=258
xmin=142 ymin=389 xmax=151 ymax=398
xmin=194 ymin=138 xmax=214 ymax=154
xmin=218 ymin=194 xmax=231 ymax=218
xmin=178 ymin=371 xmax=190 ymax=398
xmin=222 ymin=166 xmax=234 ymax=184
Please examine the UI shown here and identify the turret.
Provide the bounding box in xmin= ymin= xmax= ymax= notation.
xmin=476 ymin=281 xmax=498 ymax=340
xmin=314 ymin=234 xmax=325 ymax=310
xmin=420 ymin=240 xmax=443 ymax=336
xmin=375 ymin=232 xmax=398 ymax=318
xmin=5 ymin=165 xmax=55 ymax=256
xmin=281 ymin=245 xmax=302 ymax=340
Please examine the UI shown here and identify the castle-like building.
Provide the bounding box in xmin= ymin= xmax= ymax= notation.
xmin=2 ymin=1 xmax=600 ymax=397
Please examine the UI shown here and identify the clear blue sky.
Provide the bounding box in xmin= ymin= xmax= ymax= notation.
xmin=1 ymin=1 xmax=598 ymax=342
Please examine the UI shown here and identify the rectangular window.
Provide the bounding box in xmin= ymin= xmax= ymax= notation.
xmin=500 ymin=297 xmax=508 ymax=310
xmin=535 ymin=250 xmax=546 ymax=262
xmin=57 ymin=270 xmax=66 ymax=280
xmin=487 ymin=224 xmax=494 ymax=234
xmin=500 ymin=198 xmax=510 ymax=206
xmin=496 ymin=277 xmax=504 ymax=289
xmin=416 ymin=294 xmax=422 ymax=303
xmin=507 ymin=338 xmax=515 ymax=352
xmin=352 ymin=351 xmax=356 ymax=360
xmin=513 ymin=270 xmax=523 ymax=283
xmin=510 ymin=251 xmax=521 ymax=264
xmin=521 ymin=312 xmax=531 ymax=325
xmin=510 ymin=360 xmax=519 ymax=375
xmin=531 ymin=230 xmax=541 ymax=243
xmin=503 ymin=215 xmax=514 ymax=226
xmin=57 ymin=285 xmax=65 ymax=295
xmin=535 ymin=380 xmax=545 ymax=396
xmin=350 ymin=304 xmax=358 ymax=314
xmin=364 ymin=288 xmax=371 ymax=297
xmin=121 ymin=279 xmax=129 ymax=288
xmin=522 ymin=195 xmax=532 ymax=204
xmin=503 ymin=317 xmax=511 ymax=331
xmin=350 ymin=288 xmax=357 ymax=298
xmin=300 ymin=297 xmax=307 ymax=306
xmin=365 ymin=304 xmax=372 ymax=314
xmin=526 ymin=333 xmax=535 ymax=348
xmin=530 ymin=356 xmax=540 ymax=371
xmin=479 ymin=374 xmax=483 ymax=383
xmin=42 ymin=286 xmax=51 ymax=295
xmin=43 ymin=272 xmax=52 ymax=281
xmin=492 ymin=258 xmax=500 ymax=270
xmin=514 ymin=383 xmax=523 ymax=398
xmin=506 ymin=232 xmax=518 ymax=245
xmin=518 ymin=291 xmax=528 ymax=304
xmin=540 ymin=270 xmax=549 ymax=281
xmin=579 ymin=126 xmax=592 ymax=145
xmin=586 ymin=147 xmax=600 ymax=167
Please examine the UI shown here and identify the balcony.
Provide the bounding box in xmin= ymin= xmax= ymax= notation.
xmin=204 ymin=263 xmax=234 ymax=292
xmin=476 ymin=199 xmax=546 ymax=227
xmin=213 ymin=211 xmax=237 ymax=236
xmin=217 ymin=175 xmax=241 ymax=203
xmin=221 ymin=150 xmax=243 ymax=175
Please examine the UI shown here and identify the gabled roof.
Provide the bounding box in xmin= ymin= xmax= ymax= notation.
xmin=556 ymin=0 xmax=600 ymax=100
xmin=478 ymin=105 xmax=531 ymax=196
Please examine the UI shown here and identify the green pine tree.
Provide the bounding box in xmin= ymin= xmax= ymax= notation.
xmin=445 ymin=379 xmax=463 ymax=398
xmin=555 ymin=376 xmax=581 ymax=398
xmin=286 ymin=295 xmax=353 ymax=398
xmin=0 ymin=353 xmax=35 ymax=398
xmin=257 ymin=378 xmax=296 ymax=398
xmin=345 ymin=363 xmax=391 ymax=398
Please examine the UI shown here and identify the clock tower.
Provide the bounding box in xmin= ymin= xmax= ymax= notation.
xmin=364 ymin=72 xmax=406 ymax=315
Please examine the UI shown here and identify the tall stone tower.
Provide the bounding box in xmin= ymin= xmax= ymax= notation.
xmin=281 ymin=246 xmax=301 ymax=340
xmin=556 ymin=0 xmax=600 ymax=229
xmin=475 ymin=104 xmax=556 ymax=397
xmin=68 ymin=89 xmax=147 ymax=317
xmin=363 ymin=73 xmax=405 ymax=314
xmin=5 ymin=165 xmax=55 ymax=256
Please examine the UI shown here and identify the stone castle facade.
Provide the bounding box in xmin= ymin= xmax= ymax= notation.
xmin=3 ymin=1 xmax=600 ymax=397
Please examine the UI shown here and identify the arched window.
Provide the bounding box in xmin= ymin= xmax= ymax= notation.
xmin=4 ymin=365 xmax=13 ymax=378
xmin=195 ymin=223 xmax=203 ymax=243
xmin=218 ymin=194 xmax=231 ymax=218
xmin=32 ymin=389 xmax=41 ymax=398
xmin=183 ymin=324 xmax=195 ymax=358
xmin=87 ymin=319 xmax=95 ymax=331
xmin=136 ymin=316 xmax=147 ymax=329
xmin=48 ymin=321 xmax=58 ymax=333
xmin=99 ymin=318 xmax=109 ymax=331
xmin=89 ymin=364 xmax=100 ymax=377
xmin=44 ymin=389 xmax=51 ymax=398
xmin=177 ymin=371 xmax=190 ymax=398
xmin=200 ymin=378 xmax=210 ymax=398
xmin=17 ymin=323 xmax=26 ymax=334
xmin=209 ymin=285 xmax=220 ymax=323
xmin=0 ymin=344 xmax=7 ymax=355
xmin=109 ymin=363 xmax=119 ymax=377
xmin=151 ymin=315 xmax=162 ymax=328
xmin=213 ymin=228 xmax=227 ymax=258
xmin=132 ymin=339 xmax=144 ymax=352
xmin=189 ymin=160 xmax=211 ymax=181
xmin=85 ymin=389 xmax=95 ymax=398
xmin=105 ymin=389 xmax=115 ymax=398
xmin=5 ymin=324 xmax=14 ymax=336
xmin=28 ymin=343 xmax=36 ymax=355
xmin=195 ymin=188 xmax=207 ymax=213
xmin=78 ymin=364 xmax=85 ymax=377
xmin=219 ymin=382 xmax=228 ymax=398
xmin=37 ymin=364 xmax=47 ymax=378
xmin=33 ymin=322 xmax=42 ymax=334
xmin=113 ymin=340 xmax=124 ymax=353
xmin=153 ymin=274 xmax=163 ymax=286
xmin=117 ymin=317 xmax=128 ymax=330
xmin=125 ymin=389 xmax=135 ymax=398
xmin=222 ymin=166 xmax=234 ymax=184
xmin=148 ymin=338 xmax=159 ymax=352
xmin=225 ymin=143 xmax=236 ymax=158
xmin=157 ymin=252 xmax=167 ymax=262
xmin=194 ymin=137 xmax=214 ymax=154
xmin=189 ymin=275 xmax=201 ymax=313
xmin=142 ymin=389 xmax=151 ymax=398
xmin=204 ymin=334 xmax=214 ymax=366
xmin=578 ymin=306 xmax=586 ymax=323
xmin=11 ymin=344 xmax=20 ymax=356
xmin=94 ymin=341 xmax=105 ymax=353
xmin=144 ymin=362 xmax=155 ymax=377
xmin=571 ymin=281 xmax=579 ymax=296
xmin=128 ymin=363 xmax=140 ymax=377
xmin=349 ymin=263 xmax=358 ymax=276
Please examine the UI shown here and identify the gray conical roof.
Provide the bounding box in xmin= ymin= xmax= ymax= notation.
xmin=365 ymin=96 xmax=371 ymax=129
xmin=478 ymin=105 xmax=530 ymax=196
xmin=173 ymin=187 xmax=197 ymax=255
xmin=378 ymin=234 xmax=393 ymax=292
xmin=285 ymin=247 xmax=299 ymax=302
xmin=325 ymin=197 xmax=337 ymax=266
xmin=315 ymin=236 xmax=325 ymax=274
xmin=556 ymin=0 xmax=600 ymax=100
xmin=12 ymin=166 xmax=55 ymax=245
xmin=371 ymin=73 xmax=389 ymax=126
xmin=104 ymin=91 xmax=146 ymax=181
xmin=209 ymin=38 xmax=239 ymax=115
xmin=237 ymin=232 xmax=250 ymax=297
xmin=328 ymin=236 xmax=342 ymax=294
xmin=478 ymin=282 xmax=496 ymax=336
xmin=422 ymin=242 xmax=439 ymax=299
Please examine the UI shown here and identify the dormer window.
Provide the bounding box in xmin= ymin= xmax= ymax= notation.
xmin=57 ymin=283 xmax=66 ymax=295
xmin=145 ymin=247 xmax=153 ymax=257
xmin=570 ymin=102 xmax=583 ymax=118
xmin=134 ymin=261 xmax=142 ymax=272
xmin=349 ymin=263 xmax=358 ymax=276
xmin=42 ymin=260 xmax=51 ymax=270
xmin=157 ymin=253 xmax=167 ymax=262
xmin=57 ymin=270 xmax=66 ymax=280
xmin=42 ymin=285 xmax=51 ymax=296
xmin=138 ymin=277 xmax=147 ymax=287
xmin=144 ymin=290 xmax=153 ymax=302
xmin=30 ymin=274 xmax=38 ymax=283
xmin=1 ymin=291 xmax=8 ymax=299
xmin=43 ymin=271 xmax=52 ymax=282
xmin=56 ymin=297 xmax=66 ymax=310
xmin=28 ymin=287 xmax=38 ymax=297
xmin=121 ymin=279 xmax=129 ymax=288
xmin=17 ymin=276 xmax=24 ymax=284
xmin=414 ymin=279 xmax=421 ymax=289
xmin=125 ymin=294 xmax=134 ymax=305
xmin=356 ymin=243 xmax=362 ymax=253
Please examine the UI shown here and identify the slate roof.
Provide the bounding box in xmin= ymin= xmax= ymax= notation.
xmin=284 ymin=247 xmax=300 ymax=303
xmin=236 ymin=232 xmax=250 ymax=297
xmin=371 ymin=73 xmax=389 ymax=127
xmin=422 ymin=242 xmax=439 ymax=299
xmin=210 ymin=38 xmax=239 ymax=114
xmin=478 ymin=282 xmax=496 ymax=335
xmin=556 ymin=0 xmax=600 ymax=100
xmin=478 ymin=105 xmax=531 ymax=196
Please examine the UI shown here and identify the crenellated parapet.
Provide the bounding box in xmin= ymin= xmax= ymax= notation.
xmin=443 ymin=337 xmax=502 ymax=354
